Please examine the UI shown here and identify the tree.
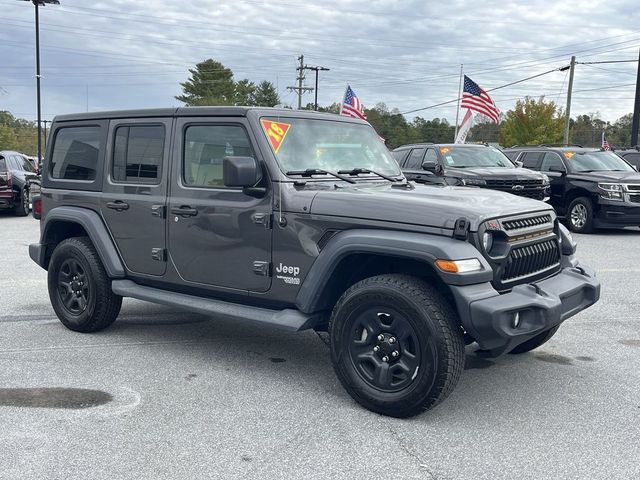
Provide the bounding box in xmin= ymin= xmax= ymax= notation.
xmin=500 ymin=97 xmax=565 ymax=147
xmin=468 ymin=116 xmax=502 ymax=144
xmin=175 ymin=59 xmax=236 ymax=106
xmin=0 ymin=124 xmax=18 ymax=151
xmin=608 ymin=113 xmax=633 ymax=147
xmin=411 ymin=117 xmax=455 ymax=144
xmin=252 ymin=81 xmax=280 ymax=107
xmin=234 ymin=79 xmax=257 ymax=106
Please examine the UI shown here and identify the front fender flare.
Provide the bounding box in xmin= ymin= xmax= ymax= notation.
xmin=295 ymin=229 xmax=492 ymax=313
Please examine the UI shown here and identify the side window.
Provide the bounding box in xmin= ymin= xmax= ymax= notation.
xmin=113 ymin=125 xmax=164 ymax=184
xmin=0 ymin=157 xmax=6 ymax=173
xmin=183 ymin=125 xmax=253 ymax=188
xmin=50 ymin=126 xmax=101 ymax=181
xmin=16 ymin=155 xmax=35 ymax=173
xmin=424 ymin=149 xmax=438 ymax=163
xmin=391 ymin=150 xmax=408 ymax=166
xmin=623 ymin=153 xmax=640 ymax=167
xmin=541 ymin=152 xmax=566 ymax=172
xmin=520 ymin=152 xmax=543 ymax=170
xmin=404 ymin=148 xmax=426 ymax=169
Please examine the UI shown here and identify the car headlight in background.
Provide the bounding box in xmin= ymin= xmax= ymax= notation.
xmin=482 ymin=231 xmax=493 ymax=252
xmin=541 ymin=174 xmax=550 ymax=185
xmin=598 ymin=183 xmax=623 ymax=201
xmin=461 ymin=178 xmax=487 ymax=186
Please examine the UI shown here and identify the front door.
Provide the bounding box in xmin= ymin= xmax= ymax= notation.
xmin=101 ymin=118 xmax=171 ymax=276
xmin=168 ymin=118 xmax=272 ymax=293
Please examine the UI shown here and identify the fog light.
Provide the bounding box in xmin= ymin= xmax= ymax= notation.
xmin=512 ymin=312 xmax=521 ymax=329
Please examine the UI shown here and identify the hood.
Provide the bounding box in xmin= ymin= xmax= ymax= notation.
xmin=444 ymin=166 xmax=545 ymax=180
xmin=568 ymin=170 xmax=640 ymax=183
xmin=309 ymin=182 xmax=552 ymax=231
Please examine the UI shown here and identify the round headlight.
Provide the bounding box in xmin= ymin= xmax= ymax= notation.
xmin=482 ymin=231 xmax=493 ymax=252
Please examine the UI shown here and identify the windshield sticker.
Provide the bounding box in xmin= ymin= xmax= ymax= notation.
xmin=261 ymin=119 xmax=291 ymax=153
xmin=445 ymin=156 xmax=454 ymax=165
xmin=564 ymin=152 xmax=575 ymax=159
xmin=440 ymin=147 xmax=451 ymax=154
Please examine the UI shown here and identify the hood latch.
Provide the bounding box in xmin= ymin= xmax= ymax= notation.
xmin=453 ymin=217 xmax=470 ymax=240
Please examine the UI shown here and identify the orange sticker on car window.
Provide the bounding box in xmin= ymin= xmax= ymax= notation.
xmin=440 ymin=147 xmax=451 ymax=154
xmin=261 ymin=119 xmax=291 ymax=153
xmin=564 ymin=152 xmax=575 ymax=159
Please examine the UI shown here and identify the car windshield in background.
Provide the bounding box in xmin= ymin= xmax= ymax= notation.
xmin=565 ymin=151 xmax=635 ymax=172
xmin=260 ymin=117 xmax=401 ymax=177
xmin=439 ymin=146 xmax=515 ymax=168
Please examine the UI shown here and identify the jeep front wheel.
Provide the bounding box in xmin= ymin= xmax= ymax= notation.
xmin=329 ymin=274 xmax=464 ymax=418
xmin=48 ymin=237 xmax=122 ymax=332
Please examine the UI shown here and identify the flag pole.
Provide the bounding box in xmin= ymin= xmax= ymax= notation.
xmin=453 ymin=64 xmax=463 ymax=141
xmin=339 ymin=83 xmax=349 ymax=115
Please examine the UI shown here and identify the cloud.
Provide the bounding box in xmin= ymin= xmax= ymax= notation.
xmin=0 ymin=0 xmax=637 ymax=123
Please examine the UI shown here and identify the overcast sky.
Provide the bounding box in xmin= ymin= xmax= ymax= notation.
xmin=1 ymin=0 xmax=638 ymax=124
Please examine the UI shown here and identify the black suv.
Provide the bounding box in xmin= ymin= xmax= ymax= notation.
xmin=0 ymin=150 xmax=39 ymax=216
xmin=615 ymin=146 xmax=640 ymax=169
xmin=504 ymin=146 xmax=640 ymax=233
xmin=392 ymin=143 xmax=550 ymax=200
xmin=29 ymin=107 xmax=600 ymax=417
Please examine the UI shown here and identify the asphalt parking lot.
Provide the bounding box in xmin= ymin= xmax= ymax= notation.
xmin=1 ymin=213 xmax=639 ymax=480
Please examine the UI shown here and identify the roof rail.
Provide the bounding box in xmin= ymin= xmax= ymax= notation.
xmin=538 ymin=143 xmax=584 ymax=148
xmin=508 ymin=144 xmax=538 ymax=148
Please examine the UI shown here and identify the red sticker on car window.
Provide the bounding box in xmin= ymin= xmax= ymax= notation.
xmin=261 ymin=119 xmax=291 ymax=153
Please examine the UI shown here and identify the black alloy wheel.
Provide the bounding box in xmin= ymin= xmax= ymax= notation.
xmin=57 ymin=258 xmax=91 ymax=315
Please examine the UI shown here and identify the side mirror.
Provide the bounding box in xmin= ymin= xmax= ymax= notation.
xmin=515 ymin=160 xmax=524 ymax=168
xmin=548 ymin=166 xmax=566 ymax=175
xmin=421 ymin=160 xmax=438 ymax=172
xmin=223 ymin=156 xmax=261 ymax=187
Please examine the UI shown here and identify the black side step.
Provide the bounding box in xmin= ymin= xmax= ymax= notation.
xmin=111 ymin=280 xmax=319 ymax=332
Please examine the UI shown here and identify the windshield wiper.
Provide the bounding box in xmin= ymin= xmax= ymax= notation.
xmin=286 ymin=168 xmax=356 ymax=184
xmin=337 ymin=168 xmax=401 ymax=182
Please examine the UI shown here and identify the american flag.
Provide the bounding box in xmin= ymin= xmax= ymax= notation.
xmin=340 ymin=85 xmax=367 ymax=120
xmin=461 ymin=75 xmax=500 ymax=124
xmin=601 ymin=131 xmax=611 ymax=150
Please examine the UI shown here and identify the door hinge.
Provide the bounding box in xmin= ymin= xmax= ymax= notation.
xmin=252 ymin=261 xmax=271 ymax=276
xmin=251 ymin=213 xmax=272 ymax=229
xmin=151 ymin=248 xmax=167 ymax=262
xmin=151 ymin=205 xmax=166 ymax=218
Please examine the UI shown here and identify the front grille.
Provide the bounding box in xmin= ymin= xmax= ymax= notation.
xmin=502 ymin=214 xmax=552 ymax=231
xmin=519 ymin=190 xmax=546 ymax=201
xmin=626 ymin=184 xmax=640 ymax=192
xmin=485 ymin=179 xmax=544 ymax=187
xmin=629 ymin=194 xmax=640 ymax=204
xmin=502 ymin=239 xmax=560 ymax=281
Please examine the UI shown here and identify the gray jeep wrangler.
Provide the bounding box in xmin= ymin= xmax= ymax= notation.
xmin=30 ymin=107 xmax=600 ymax=417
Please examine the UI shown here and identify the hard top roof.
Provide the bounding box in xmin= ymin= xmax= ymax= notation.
xmin=52 ymin=106 xmax=364 ymax=123
xmin=394 ymin=143 xmax=488 ymax=150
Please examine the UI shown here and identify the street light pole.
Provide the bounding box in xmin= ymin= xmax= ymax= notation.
xmin=22 ymin=0 xmax=60 ymax=164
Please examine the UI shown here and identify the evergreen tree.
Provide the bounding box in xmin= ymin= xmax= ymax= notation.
xmin=175 ymin=59 xmax=236 ymax=106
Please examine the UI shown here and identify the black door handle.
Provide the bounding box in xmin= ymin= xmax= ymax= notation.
xmin=171 ymin=206 xmax=198 ymax=217
xmin=106 ymin=201 xmax=129 ymax=211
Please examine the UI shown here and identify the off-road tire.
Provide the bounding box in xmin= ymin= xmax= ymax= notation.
xmin=567 ymin=196 xmax=594 ymax=233
xmin=14 ymin=188 xmax=29 ymax=216
xmin=329 ymin=274 xmax=465 ymax=418
xmin=48 ymin=237 xmax=122 ymax=332
xmin=509 ymin=326 xmax=560 ymax=354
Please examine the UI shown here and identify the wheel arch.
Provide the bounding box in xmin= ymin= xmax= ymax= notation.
xmin=38 ymin=206 xmax=125 ymax=278
xmin=295 ymin=229 xmax=492 ymax=315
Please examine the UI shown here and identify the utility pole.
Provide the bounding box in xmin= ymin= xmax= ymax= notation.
xmin=286 ymin=55 xmax=313 ymax=109
xmin=303 ymin=65 xmax=330 ymax=111
xmin=563 ymin=55 xmax=576 ymax=145
xmin=631 ymin=48 xmax=640 ymax=146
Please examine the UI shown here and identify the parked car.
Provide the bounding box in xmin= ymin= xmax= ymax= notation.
xmin=503 ymin=145 xmax=640 ymax=233
xmin=392 ymin=143 xmax=550 ymax=200
xmin=29 ymin=107 xmax=600 ymax=417
xmin=0 ymin=150 xmax=39 ymax=216
xmin=615 ymin=146 xmax=640 ymax=170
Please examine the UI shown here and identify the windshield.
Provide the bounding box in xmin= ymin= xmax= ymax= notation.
xmin=440 ymin=146 xmax=515 ymax=168
xmin=260 ymin=117 xmax=401 ymax=177
xmin=564 ymin=150 xmax=635 ymax=172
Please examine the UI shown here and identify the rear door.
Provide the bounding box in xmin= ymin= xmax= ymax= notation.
xmin=101 ymin=118 xmax=171 ymax=277
xmin=167 ymin=117 xmax=272 ymax=292
xmin=402 ymin=148 xmax=426 ymax=182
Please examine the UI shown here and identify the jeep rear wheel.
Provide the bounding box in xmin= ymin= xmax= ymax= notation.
xmin=48 ymin=237 xmax=122 ymax=332
xmin=329 ymin=274 xmax=464 ymax=418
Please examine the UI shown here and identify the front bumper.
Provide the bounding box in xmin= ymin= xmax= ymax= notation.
xmin=450 ymin=264 xmax=600 ymax=356
xmin=594 ymin=201 xmax=640 ymax=227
